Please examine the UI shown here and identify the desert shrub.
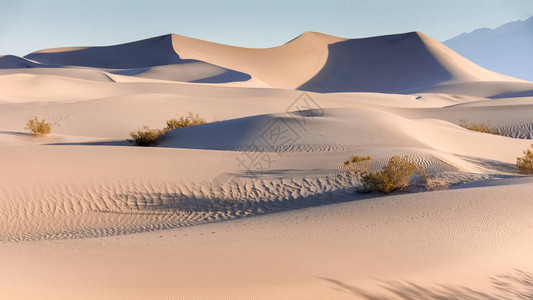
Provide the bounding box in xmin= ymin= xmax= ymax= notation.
xmin=128 ymin=112 xmax=207 ymax=146
xmin=25 ymin=116 xmax=51 ymax=136
xmin=165 ymin=112 xmax=206 ymax=132
xmin=517 ymin=144 xmax=533 ymax=173
xmin=344 ymin=155 xmax=450 ymax=193
xmin=459 ymin=118 xmax=504 ymax=136
xmin=129 ymin=126 xmax=163 ymax=146
xmin=360 ymin=156 xmax=421 ymax=193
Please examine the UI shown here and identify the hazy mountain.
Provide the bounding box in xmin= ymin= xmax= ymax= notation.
xmin=444 ymin=16 xmax=533 ymax=81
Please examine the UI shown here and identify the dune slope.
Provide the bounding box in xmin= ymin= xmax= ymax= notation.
xmin=6 ymin=30 xmax=526 ymax=93
xmin=300 ymin=32 xmax=519 ymax=93
xmin=24 ymin=34 xmax=183 ymax=68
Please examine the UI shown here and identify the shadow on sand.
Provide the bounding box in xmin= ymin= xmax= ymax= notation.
xmin=457 ymin=155 xmax=520 ymax=175
xmin=45 ymin=140 xmax=130 ymax=146
xmin=319 ymin=269 xmax=533 ymax=299
xmin=0 ymin=130 xmax=34 ymax=137
xmin=298 ymin=32 xmax=453 ymax=93
xmin=490 ymin=89 xmax=533 ymax=99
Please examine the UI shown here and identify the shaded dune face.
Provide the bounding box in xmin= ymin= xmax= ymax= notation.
xmin=0 ymin=55 xmax=46 ymax=68
xmin=167 ymin=31 xmax=520 ymax=93
xmin=20 ymin=34 xmax=253 ymax=84
xmin=169 ymin=31 xmax=346 ymax=89
xmin=299 ymin=32 xmax=453 ymax=93
xmin=157 ymin=108 xmax=428 ymax=151
xmin=112 ymin=62 xmax=251 ymax=83
xmin=5 ymin=31 xmax=523 ymax=92
xmin=24 ymin=34 xmax=185 ymax=69
xmin=0 ymin=31 xmax=530 ymax=100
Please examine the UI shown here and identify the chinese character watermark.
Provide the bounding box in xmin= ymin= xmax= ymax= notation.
xmin=212 ymin=92 xmax=323 ymax=184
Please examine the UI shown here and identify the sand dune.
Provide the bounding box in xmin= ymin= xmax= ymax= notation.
xmin=0 ymin=67 xmax=114 ymax=82
xmin=0 ymin=55 xmax=46 ymax=68
xmin=0 ymin=31 xmax=532 ymax=299
xmin=170 ymin=31 xmax=346 ymax=89
xmin=160 ymin=108 xmax=532 ymax=165
xmin=0 ymin=91 xmax=530 ymax=241
xmin=111 ymin=62 xmax=252 ymax=83
xmin=7 ymin=30 xmax=526 ymax=93
xmin=410 ymin=80 xmax=533 ymax=98
xmin=300 ymin=32 xmax=519 ymax=93
xmin=24 ymin=35 xmax=184 ymax=68
xmin=172 ymin=31 xmax=523 ymax=92
xmin=19 ymin=34 xmax=257 ymax=85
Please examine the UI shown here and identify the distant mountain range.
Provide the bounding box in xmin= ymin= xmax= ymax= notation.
xmin=444 ymin=16 xmax=533 ymax=81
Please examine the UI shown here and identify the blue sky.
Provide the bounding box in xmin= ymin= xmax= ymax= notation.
xmin=1 ymin=0 xmax=532 ymax=56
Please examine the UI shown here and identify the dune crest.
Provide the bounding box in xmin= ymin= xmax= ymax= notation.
xmin=0 ymin=31 xmax=526 ymax=93
xmin=300 ymin=32 xmax=520 ymax=93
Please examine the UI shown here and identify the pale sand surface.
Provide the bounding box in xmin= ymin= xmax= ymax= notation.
xmin=1 ymin=179 xmax=532 ymax=299
xmin=0 ymin=31 xmax=532 ymax=299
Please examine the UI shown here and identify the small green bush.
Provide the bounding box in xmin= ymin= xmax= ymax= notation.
xmin=517 ymin=144 xmax=533 ymax=173
xmin=25 ymin=116 xmax=51 ymax=136
xmin=129 ymin=126 xmax=163 ymax=146
xmin=459 ymin=119 xmax=504 ymax=136
xmin=165 ymin=112 xmax=206 ymax=132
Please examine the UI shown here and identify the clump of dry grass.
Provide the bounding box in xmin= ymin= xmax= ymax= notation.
xmin=129 ymin=126 xmax=164 ymax=146
xmin=25 ymin=116 xmax=51 ymax=136
xmin=344 ymin=155 xmax=372 ymax=165
xmin=165 ymin=112 xmax=206 ymax=132
xmin=344 ymin=155 xmax=372 ymax=173
xmin=517 ymin=144 xmax=533 ymax=173
xmin=417 ymin=166 xmax=450 ymax=191
xmin=459 ymin=118 xmax=504 ymax=136
xmin=424 ymin=177 xmax=451 ymax=191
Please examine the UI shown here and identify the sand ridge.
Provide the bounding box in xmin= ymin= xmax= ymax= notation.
xmin=3 ymin=31 xmax=525 ymax=93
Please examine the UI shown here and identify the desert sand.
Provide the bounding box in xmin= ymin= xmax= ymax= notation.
xmin=0 ymin=31 xmax=532 ymax=299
